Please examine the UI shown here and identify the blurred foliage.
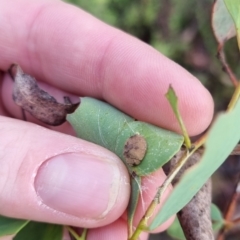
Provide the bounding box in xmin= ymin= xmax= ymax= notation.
xmin=65 ymin=0 xmax=240 ymax=111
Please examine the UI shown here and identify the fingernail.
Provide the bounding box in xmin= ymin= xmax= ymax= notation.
xmin=34 ymin=153 xmax=121 ymax=219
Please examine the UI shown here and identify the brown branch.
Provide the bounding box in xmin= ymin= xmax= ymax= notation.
xmin=216 ymin=232 xmax=225 ymax=240
xmin=217 ymin=44 xmax=238 ymax=87
xmin=164 ymin=150 xmax=214 ymax=240
xmin=233 ymin=217 xmax=240 ymax=224
xmin=217 ymin=175 xmax=240 ymax=240
xmin=225 ymin=193 xmax=239 ymax=222
xmin=230 ymin=144 xmax=240 ymax=155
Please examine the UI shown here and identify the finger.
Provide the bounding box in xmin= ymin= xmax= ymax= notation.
xmin=0 ymin=0 xmax=213 ymax=136
xmin=87 ymin=219 xmax=128 ymax=240
xmin=0 ymin=117 xmax=130 ymax=228
xmin=0 ymin=236 xmax=14 ymax=240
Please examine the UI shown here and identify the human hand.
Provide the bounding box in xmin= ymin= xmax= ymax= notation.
xmin=0 ymin=0 xmax=214 ymax=239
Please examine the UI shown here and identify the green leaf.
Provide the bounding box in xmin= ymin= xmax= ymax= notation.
xmin=165 ymin=86 xmax=191 ymax=149
xmin=211 ymin=204 xmax=224 ymax=232
xmin=212 ymin=221 xmax=224 ymax=232
xmin=67 ymin=97 xmax=184 ymax=176
xmin=167 ymin=218 xmax=186 ymax=240
xmin=212 ymin=0 xmax=236 ymax=44
xmin=224 ymin=0 xmax=240 ymax=26
xmin=14 ymin=222 xmax=63 ymax=240
xmin=67 ymin=227 xmax=87 ymax=240
xmin=149 ymin=98 xmax=240 ymax=230
xmin=211 ymin=204 xmax=223 ymax=222
xmin=67 ymin=97 xmax=133 ymax=153
xmin=224 ymin=0 xmax=240 ymax=48
xmin=127 ymin=176 xmax=141 ymax=237
xmin=114 ymin=121 xmax=183 ymax=176
xmin=0 ymin=216 xmax=29 ymax=237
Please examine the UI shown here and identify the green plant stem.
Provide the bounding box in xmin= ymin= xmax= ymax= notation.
xmin=66 ymin=226 xmax=80 ymax=240
xmin=237 ymin=34 xmax=240 ymax=52
xmin=128 ymin=223 xmax=132 ymax=238
xmin=66 ymin=226 xmax=88 ymax=240
xmin=179 ymin=121 xmax=191 ymax=149
xmin=79 ymin=229 xmax=88 ymax=240
xmin=217 ymin=44 xmax=238 ymax=87
xmin=129 ymin=133 xmax=208 ymax=240
xmin=228 ymin=82 xmax=240 ymax=111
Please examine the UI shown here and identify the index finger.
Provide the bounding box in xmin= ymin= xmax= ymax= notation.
xmin=0 ymin=0 xmax=213 ymax=135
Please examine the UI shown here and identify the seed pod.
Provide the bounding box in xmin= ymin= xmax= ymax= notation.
xmin=10 ymin=64 xmax=79 ymax=125
xmin=123 ymin=134 xmax=147 ymax=166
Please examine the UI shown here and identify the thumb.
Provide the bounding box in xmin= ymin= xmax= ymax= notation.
xmin=0 ymin=117 xmax=130 ymax=228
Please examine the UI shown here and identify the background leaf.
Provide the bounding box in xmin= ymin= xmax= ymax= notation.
xmin=212 ymin=0 xmax=236 ymax=44
xmin=224 ymin=0 xmax=240 ymax=27
xmin=211 ymin=203 xmax=224 ymax=222
xmin=211 ymin=204 xmax=224 ymax=232
xmin=149 ymin=98 xmax=240 ymax=230
xmin=224 ymin=0 xmax=240 ymax=48
xmin=0 ymin=216 xmax=29 ymax=237
xmin=167 ymin=218 xmax=186 ymax=240
xmin=13 ymin=222 xmax=63 ymax=240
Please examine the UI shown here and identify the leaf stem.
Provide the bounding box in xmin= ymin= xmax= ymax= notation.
xmin=227 ymin=82 xmax=240 ymax=111
xmin=66 ymin=226 xmax=80 ymax=240
xmin=217 ymin=44 xmax=238 ymax=87
xmin=66 ymin=226 xmax=88 ymax=240
xmin=130 ymin=132 xmax=209 ymax=240
xmin=79 ymin=229 xmax=88 ymax=240
xmin=179 ymin=122 xmax=192 ymax=149
xmin=216 ymin=175 xmax=240 ymax=240
xmin=233 ymin=217 xmax=240 ymax=224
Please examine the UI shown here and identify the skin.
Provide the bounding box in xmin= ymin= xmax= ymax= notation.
xmin=0 ymin=0 xmax=214 ymax=239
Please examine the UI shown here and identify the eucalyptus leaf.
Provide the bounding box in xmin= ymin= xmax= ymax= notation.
xmin=167 ymin=218 xmax=186 ymax=240
xmin=67 ymin=97 xmax=133 ymax=153
xmin=224 ymin=0 xmax=240 ymax=48
xmin=149 ymin=99 xmax=240 ymax=230
xmin=67 ymin=97 xmax=184 ymax=176
xmin=0 ymin=216 xmax=29 ymax=237
xmin=127 ymin=175 xmax=141 ymax=237
xmin=211 ymin=204 xmax=224 ymax=232
xmin=165 ymin=86 xmax=191 ymax=148
xmin=114 ymin=121 xmax=183 ymax=176
xmin=212 ymin=0 xmax=236 ymax=44
xmin=224 ymin=0 xmax=240 ymax=27
xmin=13 ymin=222 xmax=63 ymax=240
xmin=211 ymin=203 xmax=224 ymax=222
